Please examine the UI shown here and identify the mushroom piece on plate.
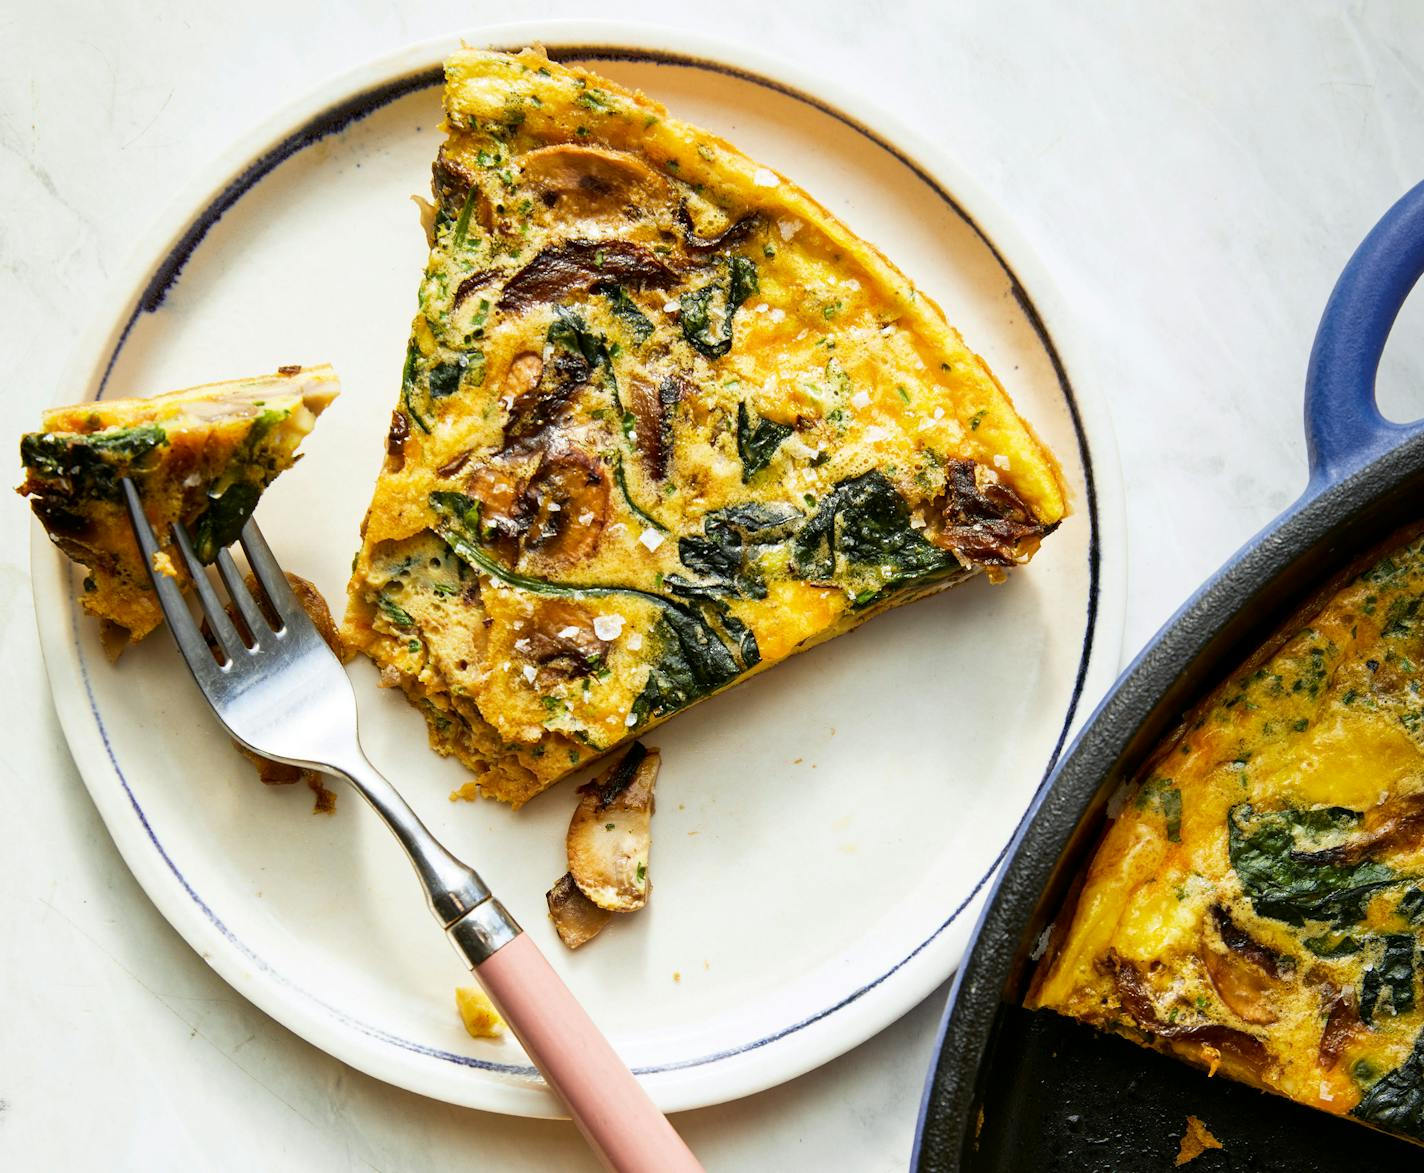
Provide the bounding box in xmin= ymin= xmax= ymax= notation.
xmin=546 ymin=871 xmax=614 ymax=950
xmin=566 ymin=742 xmax=658 ymax=913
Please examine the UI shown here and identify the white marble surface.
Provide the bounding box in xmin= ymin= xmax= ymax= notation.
xmin=4 ymin=2 xmax=1424 ymax=1169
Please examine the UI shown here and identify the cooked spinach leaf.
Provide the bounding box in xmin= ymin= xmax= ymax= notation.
xmin=1302 ymin=933 xmax=1363 ymax=957
xmin=21 ymin=424 xmax=169 ymax=502
xmin=400 ymin=339 xmax=431 ymax=433
xmin=679 ymin=255 xmax=758 ymax=359
xmin=601 ymin=285 xmax=654 ymax=345
xmin=1360 ymin=934 xmax=1417 ymax=1025
xmin=547 ymin=304 xmax=612 ymax=372
xmin=674 ymin=502 xmax=801 ymax=601
xmin=377 ymin=592 xmax=417 ymax=630
xmin=736 ymin=401 xmax=793 ymax=480
xmin=632 ymin=602 xmax=744 ymax=724
xmin=191 ymin=481 xmax=261 ymax=564
xmin=1401 ymin=886 xmax=1424 ymax=923
xmin=428 ymin=490 xmax=751 ymax=727
xmin=427 ymin=351 xmax=486 ymax=398
xmin=1227 ymin=803 xmax=1399 ymax=927
xmin=1354 ymin=1026 xmax=1424 ymax=1140
xmin=790 ymin=470 xmax=959 ymax=606
xmin=613 ymin=455 xmax=668 ymax=533
xmin=1136 ymin=776 xmax=1183 ymax=843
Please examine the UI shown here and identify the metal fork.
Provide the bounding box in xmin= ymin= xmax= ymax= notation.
xmin=120 ymin=479 xmax=700 ymax=1173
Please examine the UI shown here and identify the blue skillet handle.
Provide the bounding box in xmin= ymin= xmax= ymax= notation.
xmin=1304 ymin=178 xmax=1424 ymax=492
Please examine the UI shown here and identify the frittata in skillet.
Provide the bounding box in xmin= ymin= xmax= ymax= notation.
xmin=21 ymin=365 xmax=337 ymax=652
xmin=1030 ymin=527 xmax=1424 ymax=1145
xmin=345 ymin=48 xmax=1066 ymax=806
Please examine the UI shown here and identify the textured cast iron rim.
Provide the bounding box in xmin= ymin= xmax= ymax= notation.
xmin=913 ymin=430 xmax=1424 ymax=1167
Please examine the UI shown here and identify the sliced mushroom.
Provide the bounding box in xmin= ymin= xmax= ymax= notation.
xmin=385 ymin=409 xmax=410 ymax=470
xmin=1107 ymin=951 xmax=1269 ymax=1074
xmin=522 ymin=600 xmax=610 ymax=684
xmin=1290 ymin=792 xmax=1424 ymax=867
xmin=625 ymin=374 xmax=686 ymax=480
xmin=498 ymin=240 xmax=680 ymax=315
xmin=505 ymin=381 xmax=582 ymax=447
xmin=547 ymin=872 xmax=614 ymax=949
xmin=503 ymin=352 xmax=545 ymax=399
xmin=464 ymin=461 xmax=532 ymax=541
xmin=412 ymin=194 xmax=438 ymax=248
xmin=1201 ymin=906 xmax=1284 ymax=1025
xmin=675 ymin=201 xmax=759 ymax=254
xmin=930 ymin=459 xmax=1055 ymax=567
xmin=567 ymin=743 xmax=658 ymax=912
xmin=453 ymin=268 xmax=499 ymax=310
xmin=432 ymin=152 xmax=478 ymax=217
xmin=518 ymin=145 xmax=675 ymax=227
xmin=1317 ymin=984 xmax=1360 ymax=1070
xmin=522 ymin=451 xmax=609 ymax=568
xmin=501 ymin=352 xmax=578 ymax=446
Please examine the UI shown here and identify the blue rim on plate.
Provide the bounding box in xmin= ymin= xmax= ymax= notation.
xmin=36 ymin=29 xmax=1124 ymax=1115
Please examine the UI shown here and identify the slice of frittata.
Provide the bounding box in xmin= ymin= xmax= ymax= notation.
xmin=1029 ymin=528 xmax=1424 ymax=1147
xmin=345 ymin=48 xmax=1066 ymax=806
xmin=22 ymin=365 xmax=337 ymax=651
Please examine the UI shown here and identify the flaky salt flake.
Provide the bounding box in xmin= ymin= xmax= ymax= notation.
xmin=625 ymin=712 xmax=638 ymax=727
xmin=522 ymin=665 xmax=538 ymax=684
xmin=593 ymin=614 xmax=625 ymax=641
xmin=933 ymin=406 xmax=945 ymax=420
xmin=663 ymin=300 xmax=680 ymax=313
xmin=558 ymin=625 xmax=580 ymax=639
xmin=769 ymin=307 xmax=786 ymax=323
xmin=753 ymin=168 xmax=780 ymax=188
xmin=627 ymin=632 xmax=644 ymax=651
xmin=993 ymin=454 xmax=1011 ymax=471
xmin=850 ymin=390 xmax=871 ymax=409
xmin=778 ymin=218 xmax=802 ymax=241
xmin=638 ymin=528 xmax=665 ymax=552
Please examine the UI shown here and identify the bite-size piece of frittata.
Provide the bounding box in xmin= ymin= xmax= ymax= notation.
xmin=1030 ymin=527 xmax=1424 ymax=1147
xmin=21 ymin=365 xmax=337 ymax=652
xmin=345 ymin=48 xmax=1065 ymax=806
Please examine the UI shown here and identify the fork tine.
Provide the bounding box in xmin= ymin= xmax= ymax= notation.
xmin=214 ymin=547 xmax=271 ymax=642
xmin=168 ymin=519 xmax=246 ymax=662
xmin=238 ymin=517 xmax=303 ymax=627
xmin=120 ymin=479 xmax=227 ymax=677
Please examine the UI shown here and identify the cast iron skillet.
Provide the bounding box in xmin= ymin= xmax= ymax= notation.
xmin=913 ymin=181 xmax=1424 ymax=1170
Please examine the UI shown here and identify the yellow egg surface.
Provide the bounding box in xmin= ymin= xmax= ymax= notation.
xmin=21 ymin=366 xmax=337 ymax=651
xmin=345 ymin=48 xmax=1066 ymax=806
xmin=1030 ymin=526 xmax=1424 ymax=1146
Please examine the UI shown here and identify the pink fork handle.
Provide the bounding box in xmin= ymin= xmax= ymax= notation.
xmin=475 ymin=933 xmax=702 ymax=1172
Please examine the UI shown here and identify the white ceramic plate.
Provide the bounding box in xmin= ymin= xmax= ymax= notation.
xmin=32 ymin=21 xmax=1125 ymax=1117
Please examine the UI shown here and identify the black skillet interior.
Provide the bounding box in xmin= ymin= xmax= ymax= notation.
xmin=914 ymin=180 xmax=1424 ymax=1171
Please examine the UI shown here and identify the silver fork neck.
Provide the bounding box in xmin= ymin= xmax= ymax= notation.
xmin=331 ymin=751 xmax=493 ymax=925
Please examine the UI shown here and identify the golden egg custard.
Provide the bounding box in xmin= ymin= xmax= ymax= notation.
xmin=345 ymin=48 xmax=1066 ymax=806
xmin=21 ymin=365 xmax=337 ymax=651
xmin=1030 ymin=526 xmax=1424 ymax=1146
